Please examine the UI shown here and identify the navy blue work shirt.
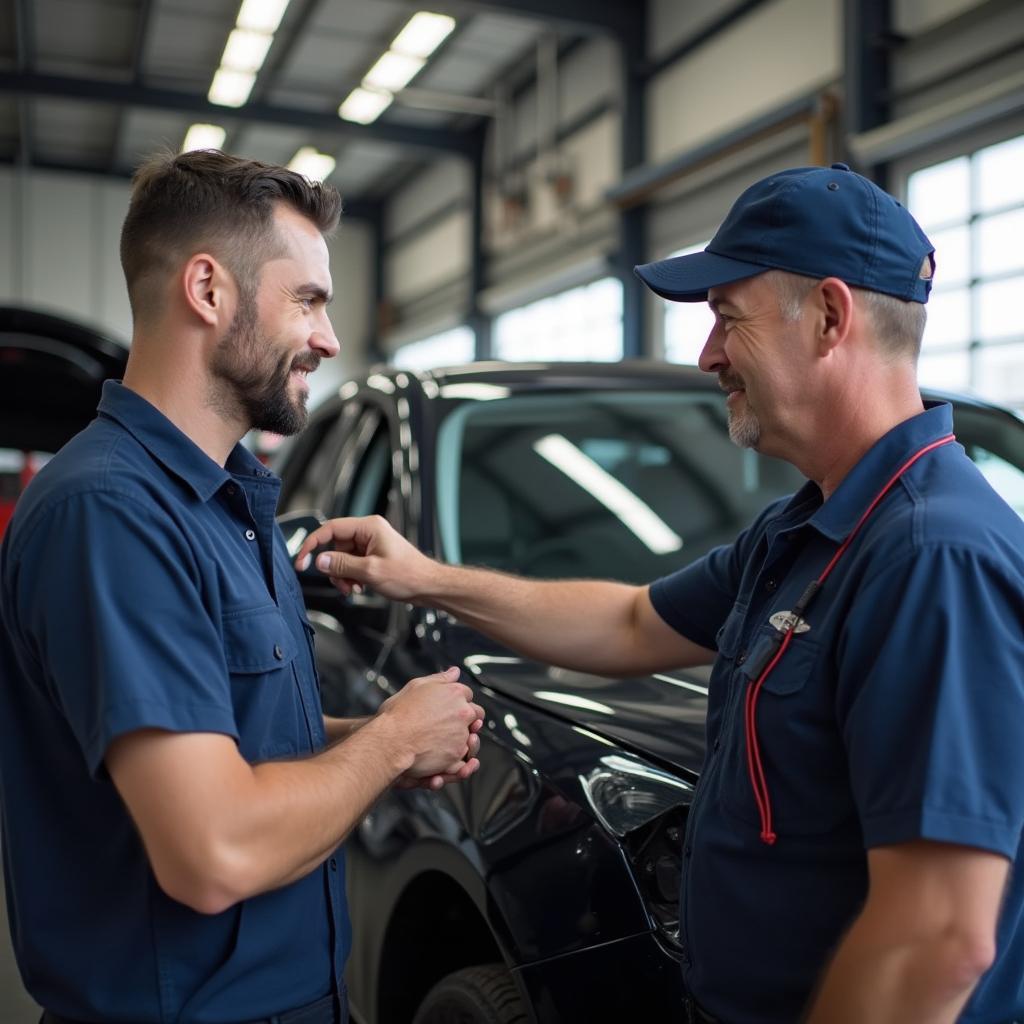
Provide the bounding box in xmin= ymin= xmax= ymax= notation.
xmin=650 ymin=403 xmax=1024 ymax=1024
xmin=0 ymin=382 xmax=350 ymax=1022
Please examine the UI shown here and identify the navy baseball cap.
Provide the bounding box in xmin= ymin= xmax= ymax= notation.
xmin=635 ymin=164 xmax=935 ymax=303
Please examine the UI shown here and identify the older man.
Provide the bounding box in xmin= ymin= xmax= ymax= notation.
xmin=299 ymin=164 xmax=1024 ymax=1024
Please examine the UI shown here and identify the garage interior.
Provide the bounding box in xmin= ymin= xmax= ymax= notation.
xmin=1 ymin=0 xmax=1023 ymax=1019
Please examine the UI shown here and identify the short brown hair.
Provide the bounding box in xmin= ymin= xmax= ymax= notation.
xmin=120 ymin=149 xmax=342 ymax=321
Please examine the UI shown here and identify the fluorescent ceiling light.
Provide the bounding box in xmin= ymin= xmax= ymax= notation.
xmin=532 ymin=434 xmax=684 ymax=555
xmin=338 ymin=87 xmax=393 ymax=124
xmin=363 ymin=51 xmax=425 ymax=92
xmin=221 ymin=28 xmax=274 ymax=73
xmin=208 ymin=68 xmax=256 ymax=107
xmin=236 ymin=0 xmax=290 ymax=33
xmin=391 ymin=11 xmax=456 ymax=58
xmin=288 ymin=146 xmax=336 ymax=182
xmin=182 ymin=123 xmax=227 ymax=152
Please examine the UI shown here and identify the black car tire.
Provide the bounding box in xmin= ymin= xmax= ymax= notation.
xmin=412 ymin=964 xmax=529 ymax=1024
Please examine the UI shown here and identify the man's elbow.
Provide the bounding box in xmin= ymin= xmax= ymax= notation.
xmin=150 ymin=842 xmax=255 ymax=916
xmin=934 ymin=929 xmax=997 ymax=994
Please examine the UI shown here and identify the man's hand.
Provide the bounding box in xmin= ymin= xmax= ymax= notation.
xmin=376 ymin=666 xmax=485 ymax=778
xmin=295 ymin=515 xmax=433 ymax=600
xmin=394 ymin=717 xmax=484 ymax=791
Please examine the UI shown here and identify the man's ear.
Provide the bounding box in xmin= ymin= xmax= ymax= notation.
xmin=815 ymin=277 xmax=855 ymax=356
xmin=182 ymin=253 xmax=234 ymax=328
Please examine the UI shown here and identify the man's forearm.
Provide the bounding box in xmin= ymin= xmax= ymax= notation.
xmin=194 ymin=718 xmax=410 ymax=910
xmin=323 ymin=714 xmax=369 ymax=745
xmin=807 ymin=916 xmax=990 ymax=1024
xmin=419 ymin=564 xmax=654 ymax=675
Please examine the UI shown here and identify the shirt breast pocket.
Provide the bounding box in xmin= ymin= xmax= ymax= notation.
xmin=222 ymin=605 xmax=304 ymax=761
xmin=724 ymin=624 xmax=855 ymax=834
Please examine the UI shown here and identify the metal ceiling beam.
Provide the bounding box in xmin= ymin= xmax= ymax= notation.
xmin=0 ymin=71 xmax=480 ymax=157
xmin=0 ymin=154 xmax=383 ymax=219
xmin=13 ymin=0 xmax=35 ymax=167
xmin=415 ymin=0 xmax=637 ymax=37
xmin=109 ymin=0 xmax=158 ymax=171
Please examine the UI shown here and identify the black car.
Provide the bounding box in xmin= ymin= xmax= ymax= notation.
xmin=0 ymin=306 xmax=128 ymax=538
xmin=275 ymin=362 xmax=1024 ymax=1024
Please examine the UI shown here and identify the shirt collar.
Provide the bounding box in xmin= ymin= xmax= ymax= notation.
xmin=97 ymin=381 xmax=277 ymax=502
xmin=806 ymin=401 xmax=955 ymax=541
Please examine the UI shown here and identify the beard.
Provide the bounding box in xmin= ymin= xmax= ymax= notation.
xmin=720 ymin=372 xmax=760 ymax=449
xmin=209 ymin=293 xmax=319 ymax=436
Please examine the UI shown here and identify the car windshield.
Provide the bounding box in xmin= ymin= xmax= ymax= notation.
xmin=435 ymin=390 xmax=805 ymax=583
xmin=435 ymin=390 xmax=1024 ymax=584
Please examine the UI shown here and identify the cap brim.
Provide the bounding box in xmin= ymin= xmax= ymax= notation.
xmin=634 ymin=250 xmax=767 ymax=302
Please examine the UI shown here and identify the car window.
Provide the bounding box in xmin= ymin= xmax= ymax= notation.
xmin=435 ymin=391 xmax=805 ymax=583
xmin=278 ymin=405 xmax=358 ymax=515
xmin=949 ymin=403 xmax=1024 ymax=519
xmin=329 ymin=418 xmax=396 ymax=525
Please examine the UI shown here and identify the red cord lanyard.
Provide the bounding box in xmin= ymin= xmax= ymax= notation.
xmin=744 ymin=434 xmax=956 ymax=845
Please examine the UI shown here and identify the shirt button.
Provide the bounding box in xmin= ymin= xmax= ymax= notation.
xmin=245 ymin=529 xmax=256 ymax=541
xmin=273 ymin=644 xmax=284 ymax=660
xmin=329 ymin=857 xmax=338 ymax=872
xmin=225 ymin=484 xmax=237 ymax=496
xmin=765 ymin=578 xmax=777 ymax=592
xmin=736 ymin=650 xmax=747 ymax=665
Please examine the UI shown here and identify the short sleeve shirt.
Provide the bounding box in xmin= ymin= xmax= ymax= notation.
xmin=649 ymin=404 xmax=1024 ymax=1024
xmin=0 ymin=382 xmax=350 ymax=1022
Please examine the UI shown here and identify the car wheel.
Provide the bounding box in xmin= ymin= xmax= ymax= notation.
xmin=412 ymin=964 xmax=529 ymax=1024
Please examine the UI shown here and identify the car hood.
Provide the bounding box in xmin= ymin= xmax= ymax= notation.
xmin=445 ymin=631 xmax=709 ymax=779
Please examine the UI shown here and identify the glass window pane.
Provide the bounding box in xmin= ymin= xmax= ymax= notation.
xmin=438 ymin=390 xmax=805 ymax=581
xmin=976 ymin=276 xmax=1024 ymax=341
xmin=930 ymin=225 xmax=970 ymax=288
xmin=391 ymin=326 xmax=475 ymax=370
xmin=664 ymin=301 xmax=715 ymax=364
xmin=493 ymin=277 xmax=623 ymax=362
xmin=661 ymin=240 xmax=713 ymax=365
xmin=976 ymin=135 xmax=1024 ymax=213
xmin=908 ymin=156 xmax=970 ymax=229
xmin=922 ymin=287 xmax=970 ymax=349
xmin=917 ymin=349 xmax=970 ymax=393
xmin=975 ymin=210 xmax=1024 ymax=278
xmin=975 ymin=341 xmax=1024 ymax=408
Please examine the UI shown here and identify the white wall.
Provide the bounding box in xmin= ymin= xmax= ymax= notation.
xmin=0 ymin=167 xmax=133 ymax=342
xmin=648 ymin=0 xmax=841 ymax=164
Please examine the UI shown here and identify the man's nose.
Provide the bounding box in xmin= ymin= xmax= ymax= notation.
xmin=697 ymin=324 xmax=727 ymax=374
xmin=311 ymin=313 xmax=340 ymax=359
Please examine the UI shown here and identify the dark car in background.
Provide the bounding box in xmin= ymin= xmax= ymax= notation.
xmin=275 ymin=362 xmax=1024 ymax=1024
xmin=0 ymin=306 xmax=128 ymax=537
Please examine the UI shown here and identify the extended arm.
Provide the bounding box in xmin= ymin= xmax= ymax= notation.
xmin=295 ymin=516 xmax=715 ymax=676
xmin=806 ymin=841 xmax=1007 ymax=1023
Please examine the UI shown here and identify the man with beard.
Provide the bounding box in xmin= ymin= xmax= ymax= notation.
xmin=297 ymin=165 xmax=1024 ymax=1023
xmin=0 ymin=150 xmax=484 ymax=1024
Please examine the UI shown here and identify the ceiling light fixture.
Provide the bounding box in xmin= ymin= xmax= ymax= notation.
xmin=338 ymin=87 xmax=393 ymax=125
xmin=363 ymin=51 xmax=425 ymax=92
xmin=236 ymin=0 xmax=290 ymax=34
xmin=391 ymin=11 xmax=456 ymax=58
xmin=221 ymin=28 xmax=274 ymax=73
xmin=182 ymin=123 xmax=227 ymax=152
xmin=208 ymin=68 xmax=257 ymax=107
xmin=288 ymin=146 xmax=336 ymax=181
